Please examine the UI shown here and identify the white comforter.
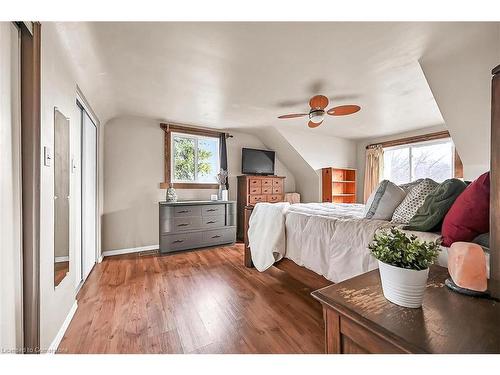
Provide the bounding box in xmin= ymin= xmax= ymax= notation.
xmin=285 ymin=204 xmax=392 ymax=282
xmin=247 ymin=202 xmax=392 ymax=282
xmin=248 ymin=202 xmax=290 ymax=271
xmin=247 ymin=202 xmax=458 ymax=284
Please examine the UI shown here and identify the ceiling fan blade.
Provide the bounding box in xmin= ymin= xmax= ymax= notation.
xmin=309 ymin=95 xmax=329 ymax=110
xmin=327 ymin=105 xmax=361 ymax=116
xmin=277 ymin=113 xmax=308 ymax=119
xmin=308 ymin=120 xmax=323 ymax=128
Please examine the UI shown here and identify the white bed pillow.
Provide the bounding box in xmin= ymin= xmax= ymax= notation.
xmin=391 ymin=178 xmax=439 ymax=224
xmin=364 ymin=180 xmax=407 ymax=220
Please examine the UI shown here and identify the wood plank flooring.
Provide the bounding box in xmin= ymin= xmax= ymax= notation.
xmin=58 ymin=244 xmax=331 ymax=354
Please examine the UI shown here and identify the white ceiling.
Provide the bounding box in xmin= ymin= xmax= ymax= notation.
xmin=56 ymin=22 xmax=496 ymax=139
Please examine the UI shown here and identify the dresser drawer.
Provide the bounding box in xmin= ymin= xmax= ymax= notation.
xmin=261 ymin=179 xmax=272 ymax=187
xmin=173 ymin=216 xmax=202 ymax=231
xmin=160 ymin=232 xmax=203 ymax=252
xmin=249 ymin=186 xmax=262 ymax=195
xmin=201 ymin=204 xmax=225 ymax=216
xmin=273 ymin=178 xmax=283 ymax=187
xmin=201 ymin=215 xmax=225 ymax=229
xmin=262 ymin=186 xmax=272 ymax=194
xmin=268 ymin=194 xmax=282 ymax=203
xmin=174 ymin=205 xmax=201 ymax=217
xmin=203 ymin=227 xmax=236 ymax=246
xmin=249 ymin=195 xmax=266 ymax=204
xmin=249 ymin=178 xmax=261 ymax=187
xmin=273 ymin=186 xmax=283 ymax=194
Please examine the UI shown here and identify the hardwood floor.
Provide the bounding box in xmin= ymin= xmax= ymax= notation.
xmin=58 ymin=244 xmax=331 ymax=354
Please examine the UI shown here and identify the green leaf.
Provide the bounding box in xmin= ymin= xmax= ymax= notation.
xmin=369 ymin=227 xmax=440 ymax=270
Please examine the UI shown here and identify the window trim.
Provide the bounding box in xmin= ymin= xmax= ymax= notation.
xmin=383 ymin=138 xmax=456 ymax=183
xmin=160 ymin=123 xmax=223 ymax=189
xmin=170 ymin=131 xmax=220 ymax=185
xmin=367 ymin=131 xmax=464 ymax=179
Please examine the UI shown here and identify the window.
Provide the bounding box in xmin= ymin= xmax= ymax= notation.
xmin=383 ymin=139 xmax=454 ymax=184
xmin=171 ymin=132 xmax=220 ymax=184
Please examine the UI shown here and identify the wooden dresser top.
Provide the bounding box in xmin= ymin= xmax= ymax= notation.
xmin=312 ymin=266 xmax=500 ymax=353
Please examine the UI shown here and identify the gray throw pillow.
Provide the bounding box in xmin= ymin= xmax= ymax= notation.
xmin=364 ymin=180 xmax=407 ymax=220
xmin=391 ymin=179 xmax=439 ymax=224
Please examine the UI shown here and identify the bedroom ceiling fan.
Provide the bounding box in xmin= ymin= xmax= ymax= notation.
xmin=277 ymin=95 xmax=361 ymax=128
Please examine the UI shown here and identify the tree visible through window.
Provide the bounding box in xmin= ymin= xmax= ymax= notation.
xmin=383 ymin=139 xmax=454 ymax=184
xmin=171 ymin=132 xmax=219 ymax=183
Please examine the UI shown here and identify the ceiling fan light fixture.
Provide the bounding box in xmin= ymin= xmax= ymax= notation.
xmin=309 ymin=109 xmax=325 ymax=124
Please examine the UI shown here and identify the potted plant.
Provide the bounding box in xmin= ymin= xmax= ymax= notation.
xmin=369 ymin=227 xmax=440 ymax=308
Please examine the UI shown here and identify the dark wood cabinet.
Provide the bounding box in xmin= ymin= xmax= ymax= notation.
xmin=312 ymin=266 xmax=500 ymax=354
xmin=236 ymin=175 xmax=285 ymax=240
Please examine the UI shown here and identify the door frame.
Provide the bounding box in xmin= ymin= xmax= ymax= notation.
xmin=76 ymin=90 xmax=100 ymax=285
xmin=20 ymin=21 xmax=41 ymax=353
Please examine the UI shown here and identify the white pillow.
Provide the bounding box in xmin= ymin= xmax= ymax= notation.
xmin=391 ymin=178 xmax=439 ymax=224
xmin=364 ymin=180 xmax=407 ymax=220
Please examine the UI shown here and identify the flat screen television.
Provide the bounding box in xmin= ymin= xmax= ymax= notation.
xmin=242 ymin=148 xmax=275 ymax=175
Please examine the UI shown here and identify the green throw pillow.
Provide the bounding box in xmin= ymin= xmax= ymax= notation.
xmin=404 ymin=178 xmax=467 ymax=232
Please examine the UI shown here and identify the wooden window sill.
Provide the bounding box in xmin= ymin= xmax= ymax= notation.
xmin=159 ymin=182 xmax=219 ymax=189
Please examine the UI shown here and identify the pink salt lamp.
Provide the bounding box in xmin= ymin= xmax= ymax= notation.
xmin=447 ymin=242 xmax=488 ymax=293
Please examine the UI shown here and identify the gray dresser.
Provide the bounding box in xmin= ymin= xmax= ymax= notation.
xmin=159 ymin=200 xmax=237 ymax=253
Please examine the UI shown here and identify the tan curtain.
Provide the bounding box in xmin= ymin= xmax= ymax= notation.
xmin=363 ymin=145 xmax=384 ymax=203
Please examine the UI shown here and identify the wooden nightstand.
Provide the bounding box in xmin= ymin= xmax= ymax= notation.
xmin=311 ymin=266 xmax=500 ymax=354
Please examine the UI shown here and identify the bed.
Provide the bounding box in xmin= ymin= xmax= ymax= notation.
xmin=247 ymin=202 xmax=453 ymax=283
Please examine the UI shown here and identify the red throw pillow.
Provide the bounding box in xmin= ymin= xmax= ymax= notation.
xmin=441 ymin=172 xmax=490 ymax=247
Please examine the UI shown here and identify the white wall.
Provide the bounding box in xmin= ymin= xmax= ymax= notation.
xmin=420 ymin=24 xmax=500 ymax=179
xmin=39 ymin=23 xmax=103 ymax=350
xmin=244 ymin=127 xmax=321 ymax=203
xmin=278 ymin=128 xmax=357 ymax=171
xmin=245 ymin=127 xmax=357 ymax=203
xmin=355 ymin=125 xmax=447 ymax=202
xmin=0 ymin=22 xmax=23 ymax=352
xmin=102 ymin=116 xmax=296 ymax=252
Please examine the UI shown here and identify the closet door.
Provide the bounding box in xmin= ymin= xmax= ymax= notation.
xmin=0 ymin=21 xmax=23 ymax=351
xmin=81 ymin=110 xmax=97 ymax=281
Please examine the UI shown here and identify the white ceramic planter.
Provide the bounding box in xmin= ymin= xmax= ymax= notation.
xmin=378 ymin=260 xmax=429 ymax=308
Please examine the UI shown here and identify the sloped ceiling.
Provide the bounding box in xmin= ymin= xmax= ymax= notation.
xmin=420 ymin=25 xmax=500 ymax=179
xmin=55 ymin=22 xmax=496 ymax=140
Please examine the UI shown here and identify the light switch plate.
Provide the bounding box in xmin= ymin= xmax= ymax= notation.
xmin=43 ymin=146 xmax=51 ymax=166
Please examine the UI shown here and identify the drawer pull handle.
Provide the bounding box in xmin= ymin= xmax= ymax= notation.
xmin=211 ymin=235 xmax=221 ymax=238
xmin=178 ymin=223 xmax=189 ymax=227
xmin=207 ymin=221 xmax=217 ymax=224
xmin=173 ymin=240 xmax=184 ymax=243
xmin=207 ymin=208 xmax=217 ymax=212
xmin=178 ymin=210 xmax=190 ymax=213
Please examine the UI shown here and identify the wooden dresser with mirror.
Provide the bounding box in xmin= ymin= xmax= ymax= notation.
xmin=236 ymin=175 xmax=285 ymax=241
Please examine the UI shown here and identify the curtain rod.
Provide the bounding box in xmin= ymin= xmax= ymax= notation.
xmin=365 ymin=130 xmax=450 ymax=150
xmin=160 ymin=122 xmax=233 ymax=138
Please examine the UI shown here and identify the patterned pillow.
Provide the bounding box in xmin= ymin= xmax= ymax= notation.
xmin=391 ymin=179 xmax=439 ymax=224
xmin=399 ymin=179 xmax=423 ymax=192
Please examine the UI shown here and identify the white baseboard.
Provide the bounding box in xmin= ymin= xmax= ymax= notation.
xmin=101 ymin=244 xmax=159 ymax=258
xmin=97 ymin=254 xmax=104 ymax=263
xmin=55 ymin=256 xmax=69 ymax=263
xmin=47 ymin=300 xmax=78 ymax=354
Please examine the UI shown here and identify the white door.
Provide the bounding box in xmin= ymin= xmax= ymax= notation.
xmin=81 ymin=110 xmax=97 ymax=281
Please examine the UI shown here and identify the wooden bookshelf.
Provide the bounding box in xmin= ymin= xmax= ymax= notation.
xmin=322 ymin=167 xmax=357 ymax=203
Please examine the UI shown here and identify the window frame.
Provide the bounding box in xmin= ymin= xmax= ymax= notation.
xmin=383 ymin=138 xmax=456 ymax=183
xmin=170 ymin=131 xmax=220 ymax=185
xmin=159 ymin=123 xmax=223 ymax=189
